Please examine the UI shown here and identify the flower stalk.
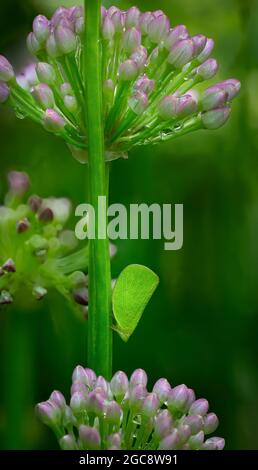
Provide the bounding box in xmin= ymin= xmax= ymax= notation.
xmin=84 ymin=1 xmax=112 ymax=379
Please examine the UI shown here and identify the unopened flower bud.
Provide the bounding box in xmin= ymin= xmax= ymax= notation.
xmin=55 ymin=25 xmax=76 ymax=55
xmin=126 ymin=7 xmax=141 ymax=28
xmin=38 ymin=207 xmax=54 ymax=222
xmin=36 ymin=62 xmax=56 ymax=86
xmin=0 ymin=82 xmax=10 ymax=103
xmin=183 ymin=415 xmax=203 ymax=434
xmin=202 ymin=88 xmax=227 ymax=111
xmin=192 ymin=34 xmax=207 ymax=56
xmin=203 ymin=412 xmax=219 ymax=434
xmin=188 ymin=430 xmax=204 ymax=450
xmin=33 ymin=15 xmax=50 ymax=43
xmin=50 ymin=391 xmax=66 ymax=409
xmin=102 ymin=15 xmax=115 ymax=41
xmin=0 ymin=55 xmax=14 ymax=82
xmin=107 ymin=433 xmax=121 ymax=448
xmin=167 ymin=384 xmax=189 ymax=412
xmin=196 ymin=58 xmax=218 ymax=80
xmin=3 ymin=258 xmax=17 ymax=274
xmin=79 ymin=425 xmax=101 ymax=450
xmin=43 ymin=109 xmax=66 ymax=133
xmin=75 ymin=17 xmax=84 ymax=36
xmin=203 ymin=437 xmax=225 ymax=450
xmin=110 ymin=371 xmax=129 ymax=401
xmin=70 ymin=392 xmax=87 ymax=414
xmin=201 ymin=107 xmax=231 ymax=129
xmin=73 ymin=287 xmax=88 ymax=306
xmin=211 ymin=79 xmax=241 ymax=100
xmin=128 ymin=91 xmax=148 ymax=115
xmin=197 ymin=38 xmax=214 ymax=63
xmin=123 ymin=28 xmax=141 ymax=54
xmin=142 ymin=393 xmax=160 ymax=417
xmin=0 ymin=290 xmax=13 ymax=305
xmin=134 ymin=75 xmax=155 ymax=94
xmin=147 ymin=14 xmax=170 ymax=43
xmin=164 ymin=25 xmax=189 ymax=50
xmin=46 ymin=34 xmax=61 ymax=58
xmin=59 ymin=434 xmax=77 ymax=450
xmin=153 ymin=378 xmax=171 ymax=403
xmin=130 ymin=369 xmax=148 ymax=388
xmin=72 ymin=365 xmax=89 ymax=384
xmin=28 ymin=194 xmax=42 ymax=212
xmin=189 ymin=398 xmax=209 ymax=416
xmin=111 ymin=11 xmax=124 ymax=34
xmin=119 ymin=60 xmax=139 ymax=81
xmin=27 ymin=32 xmax=41 ymax=56
xmin=36 ymin=400 xmax=62 ymax=427
xmin=86 ymin=391 xmax=107 ymax=416
xmin=154 ymin=409 xmax=172 ymax=438
xmin=60 ymin=82 xmax=73 ymax=96
xmin=8 ymin=171 xmax=30 ymax=195
xmin=33 ymin=84 xmax=55 ymax=110
xmin=64 ymin=95 xmax=78 ymax=113
xmin=131 ymin=47 xmax=148 ymax=68
xmin=158 ymin=429 xmax=180 ymax=450
xmin=139 ymin=12 xmax=154 ymax=35
xmin=32 ymin=286 xmax=48 ymax=300
xmin=106 ymin=401 xmax=122 ymax=425
xmin=129 ymin=384 xmax=147 ymax=412
xmin=168 ymin=39 xmax=194 ymax=68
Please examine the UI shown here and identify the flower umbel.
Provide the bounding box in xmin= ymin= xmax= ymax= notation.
xmin=0 ymin=5 xmax=240 ymax=162
xmin=36 ymin=366 xmax=225 ymax=450
xmin=0 ymin=171 xmax=88 ymax=313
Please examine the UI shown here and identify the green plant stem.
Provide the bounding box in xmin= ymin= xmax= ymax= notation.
xmin=84 ymin=0 xmax=112 ymax=378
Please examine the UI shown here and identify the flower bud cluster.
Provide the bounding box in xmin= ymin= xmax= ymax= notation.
xmin=0 ymin=5 xmax=240 ymax=161
xmin=36 ymin=366 xmax=225 ymax=450
xmin=0 ymin=171 xmax=88 ymax=312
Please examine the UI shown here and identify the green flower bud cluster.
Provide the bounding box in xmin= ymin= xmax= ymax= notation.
xmin=36 ymin=366 xmax=225 ymax=450
xmin=0 ymin=5 xmax=240 ymax=162
xmin=0 ymin=171 xmax=88 ymax=313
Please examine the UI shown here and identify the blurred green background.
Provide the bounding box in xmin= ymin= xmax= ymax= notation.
xmin=0 ymin=0 xmax=258 ymax=450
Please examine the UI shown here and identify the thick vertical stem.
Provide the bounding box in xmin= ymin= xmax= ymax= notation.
xmin=84 ymin=1 xmax=112 ymax=378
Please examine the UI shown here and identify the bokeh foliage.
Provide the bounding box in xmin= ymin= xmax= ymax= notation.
xmin=0 ymin=0 xmax=258 ymax=449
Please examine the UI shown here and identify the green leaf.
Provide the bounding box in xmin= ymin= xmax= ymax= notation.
xmin=112 ymin=264 xmax=159 ymax=342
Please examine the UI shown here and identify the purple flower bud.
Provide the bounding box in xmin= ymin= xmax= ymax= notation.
xmin=60 ymin=82 xmax=73 ymax=96
xmin=32 ymin=84 xmax=55 ymax=110
xmin=203 ymin=412 xmax=219 ymax=434
xmin=28 ymin=194 xmax=42 ymax=212
xmin=130 ymin=369 xmax=148 ymax=388
xmin=0 ymin=290 xmax=13 ymax=305
xmin=86 ymin=391 xmax=107 ymax=416
xmin=128 ymin=91 xmax=148 ymax=115
xmin=71 ymin=382 xmax=87 ymax=396
xmin=196 ymin=58 xmax=219 ymax=80
xmin=107 ymin=6 xmax=120 ymax=17
xmin=147 ymin=14 xmax=170 ymax=43
xmin=154 ymin=409 xmax=172 ymax=438
xmin=0 ymin=82 xmax=10 ymax=103
xmin=54 ymin=25 xmax=76 ymax=55
xmin=139 ymin=12 xmax=154 ymax=35
xmin=192 ymin=34 xmax=207 ymax=56
xmin=69 ymin=6 xmax=83 ymax=22
xmin=59 ymin=434 xmax=77 ymax=450
xmin=159 ymin=94 xmax=196 ymax=121
xmin=79 ymin=425 xmax=101 ymax=450
xmin=153 ymin=10 xmax=165 ymax=18
xmin=202 ymin=88 xmax=227 ymax=111
xmin=203 ymin=437 xmax=225 ymax=450
xmin=158 ymin=429 xmax=180 ymax=450
xmin=189 ymin=398 xmax=209 ymax=416
xmin=51 ymin=7 xmax=70 ymax=28
xmin=167 ymin=384 xmax=189 ymax=412
xmin=0 ymin=55 xmax=14 ymax=82
xmin=122 ymin=28 xmax=141 ymax=54
xmin=178 ymin=424 xmax=191 ymax=444
xmin=85 ymin=368 xmax=97 ymax=388
xmin=153 ymin=378 xmax=171 ymax=403
xmin=125 ymin=7 xmax=141 ymax=28
xmin=183 ymin=415 xmax=204 ymax=434
xmin=2 ymin=258 xmax=16 ymax=273
xmin=134 ymin=75 xmax=155 ymax=94
xmin=33 ymin=15 xmax=50 ymax=43
xmin=201 ymin=107 xmax=231 ymax=130
xmin=168 ymin=39 xmax=194 ymax=68
xmin=212 ymin=79 xmax=241 ymax=100
xmin=50 ymin=390 xmax=66 ymax=409
xmin=119 ymin=60 xmax=139 ymax=81
xmin=73 ymin=287 xmax=88 ymax=306
xmin=129 ymin=384 xmax=147 ymax=412
xmin=110 ymin=371 xmax=129 ymax=400
xmin=46 ymin=34 xmax=61 ymax=58
xmin=64 ymin=95 xmax=78 ymax=113
xmin=70 ymin=392 xmax=87 ymax=414
xmin=8 ymin=171 xmax=30 ymax=195
xmin=102 ymin=15 xmax=115 ymax=41
xmin=36 ymin=400 xmax=62 ymax=427
xmin=185 ymin=388 xmax=196 ymax=409
xmin=106 ymin=401 xmax=122 ymax=425
xmin=107 ymin=433 xmax=121 ymax=448
xmin=72 ymin=365 xmax=89 ymax=384
xmin=111 ymin=11 xmax=124 ymax=34
xmin=26 ymin=32 xmax=41 ymax=56
xmin=43 ymin=109 xmax=66 ymax=133
xmin=188 ymin=430 xmax=204 ymax=450
xmin=197 ymin=38 xmax=214 ymax=63
xmin=16 ymin=218 xmax=30 ymax=234
xmin=142 ymin=393 xmax=160 ymax=417
xmin=101 ymin=6 xmax=107 ymax=20
xmin=36 ymin=63 xmax=56 ymax=86
xmin=95 ymin=376 xmax=110 ymax=396
xmin=164 ymin=25 xmax=189 ymax=50
xmin=38 ymin=207 xmax=54 ymax=222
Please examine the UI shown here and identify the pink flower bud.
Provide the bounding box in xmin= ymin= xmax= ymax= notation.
xmin=33 ymin=15 xmax=50 ymax=43
xmin=0 ymin=55 xmax=14 ymax=82
xmin=168 ymin=39 xmax=194 ymax=68
xmin=43 ymin=109 xmax=66 ymax=133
